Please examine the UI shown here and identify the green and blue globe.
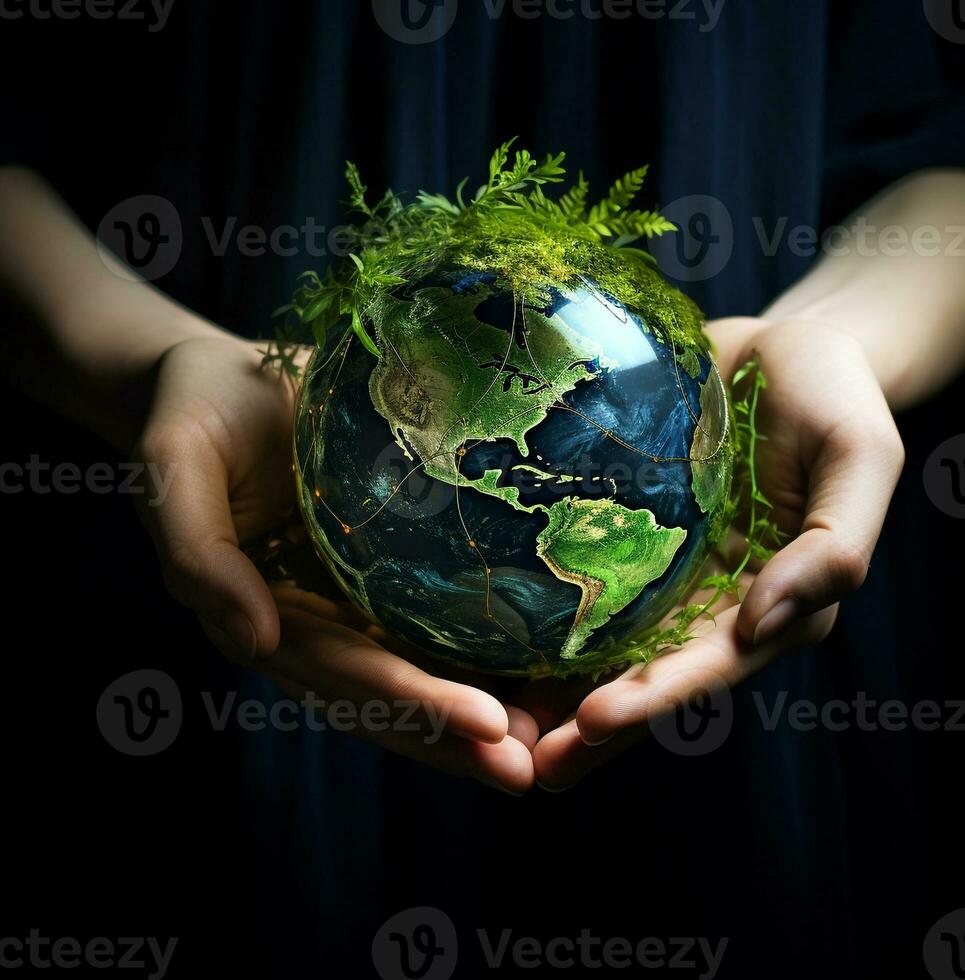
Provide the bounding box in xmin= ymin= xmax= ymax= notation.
xmin=294 ymin=266 xmax=732 ymax=676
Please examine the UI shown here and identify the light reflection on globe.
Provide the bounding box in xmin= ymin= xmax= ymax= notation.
xmin=294 ymin=267 xmax=732 ymax=676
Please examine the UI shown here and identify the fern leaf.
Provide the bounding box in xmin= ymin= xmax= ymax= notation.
xmin=345 ymin=161 xmax=371 ymax=216
xmin=587 ymin=164 xmax=649 ymax=226
xmin=558 ymin=171 xmax=590 ymax=221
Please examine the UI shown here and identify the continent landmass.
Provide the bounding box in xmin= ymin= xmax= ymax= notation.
xmin=536 ymin=498 xmax=687 ymax=658
xmin=368 ymin=284 xmax=689 ymax=657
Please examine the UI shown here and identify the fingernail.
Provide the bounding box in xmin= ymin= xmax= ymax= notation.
xmin=479 ymin=776 xmax=526 ymax=797
xmin=536 ymin=779 xmax=577 ymax=794
xmin=753 ymin=598 xmax=798 ymax=646
xmin=451 ymin=724 xmax=506 ymax=745
xmin=223 ymin=610 xmax=259 ymax=659
xmin=581 ymin=733 xmax=614 ymax=747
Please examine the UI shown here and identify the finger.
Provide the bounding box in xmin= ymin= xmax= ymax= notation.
xmin=511 ymin=675 xmax=603 ymax=735
xmin=466 ymin=735 xmax=534 ymax=795
xmin=534 ymin=718 xmax=598 ymax=793
xmin=136 ymin=424 xmax=280 ymax=658
xmin=259 ymin=660 xmax=532 ymax=794
xmin=272 ymin=605 xmax=511 ymax=745
xmin=534 ymin=604 xmax=836 ymax=790
xmin=268 ymin=582 xmax=368 ymax=630
xmin=505 ymin=704 xmax=540 ymax=752
xmin=363 ymin=623 xmax=540 ymax=714
xmin=512 ymin=674 xmax=604 ymax=734
xmin=738 ymin=406 xmax=904 ymax=645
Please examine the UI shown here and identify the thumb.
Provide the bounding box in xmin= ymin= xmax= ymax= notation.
xmin=738 ymin=411 xmax=904 ymax=646
xmin=135 ymin=425 xmax=280 ymax=659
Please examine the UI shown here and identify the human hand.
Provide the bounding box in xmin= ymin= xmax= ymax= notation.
xmin=526 ymin=316 xmax=905 ymax=789
xmin=135 ymin=333 xmax=535 ymax=792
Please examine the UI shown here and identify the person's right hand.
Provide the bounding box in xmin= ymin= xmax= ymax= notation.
xmin=134 ymin=333 xmax=536 ymax=793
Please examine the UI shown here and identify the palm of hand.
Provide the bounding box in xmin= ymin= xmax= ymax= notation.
xmin=141 ymin=319 xmax=901 ymax=794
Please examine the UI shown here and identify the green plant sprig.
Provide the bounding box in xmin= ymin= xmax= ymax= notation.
xmin=261 ymin=139 xmax=684 ymax=375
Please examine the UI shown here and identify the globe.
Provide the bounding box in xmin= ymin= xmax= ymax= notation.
xmin=293 ymin=266 xmax=733 ymax=676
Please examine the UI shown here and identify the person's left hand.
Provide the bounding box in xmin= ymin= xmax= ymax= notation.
xmin=519 ymin=316 xmax=905 ymax=790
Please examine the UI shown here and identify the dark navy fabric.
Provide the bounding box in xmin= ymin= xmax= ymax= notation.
xmin=3 ymin=2 xmax=964 ymax=976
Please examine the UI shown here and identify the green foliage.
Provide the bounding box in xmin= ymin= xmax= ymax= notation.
xmin=266 ymin=140 xmax=688 ymax=365
xmin=260 ymin=144 xmax=778 ymax=679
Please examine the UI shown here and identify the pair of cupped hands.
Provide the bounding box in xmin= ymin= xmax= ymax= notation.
xmin=133 ymin=314 xmax=904 ymax=794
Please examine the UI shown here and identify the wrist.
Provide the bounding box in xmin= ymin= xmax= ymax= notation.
xmin=52 ymin=288 xmax=236 ymax=451
xmin=61 ymin=282 xmax=220 ymax=373
xmin=761 ymin=292 xmax=913 ymax=407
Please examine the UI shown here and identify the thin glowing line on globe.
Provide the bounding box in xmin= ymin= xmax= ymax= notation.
xmin=576 ymin=272 xmax=726 ymax=458
xmin=575 ymin=273 xmax=629 ymax=325
xmin=304 ymin=329 xmax=354 ymax=488
xmin=430 ymin=297 xmax=519 ymax=461
xmin=306 ymin=289 xmax=726 ymax=542
xmin=381 ymin=331 xmax=417 ymax=381
xmin=511 ymin=290 xmax=726 ymax=466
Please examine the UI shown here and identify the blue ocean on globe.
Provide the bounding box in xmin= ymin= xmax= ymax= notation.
xmin=294 ymin=267 xmax=731 ymax=675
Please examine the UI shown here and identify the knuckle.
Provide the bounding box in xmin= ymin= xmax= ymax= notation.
xmin=828 ymin=544 xmax=870 ymax=594
xmin=886 ymin=426 xmax=906 ymax=474
xmin=868 ymin=415 xmax=906 ymax=468
xmin=135 ymin=422 xmax=191 ymax=466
